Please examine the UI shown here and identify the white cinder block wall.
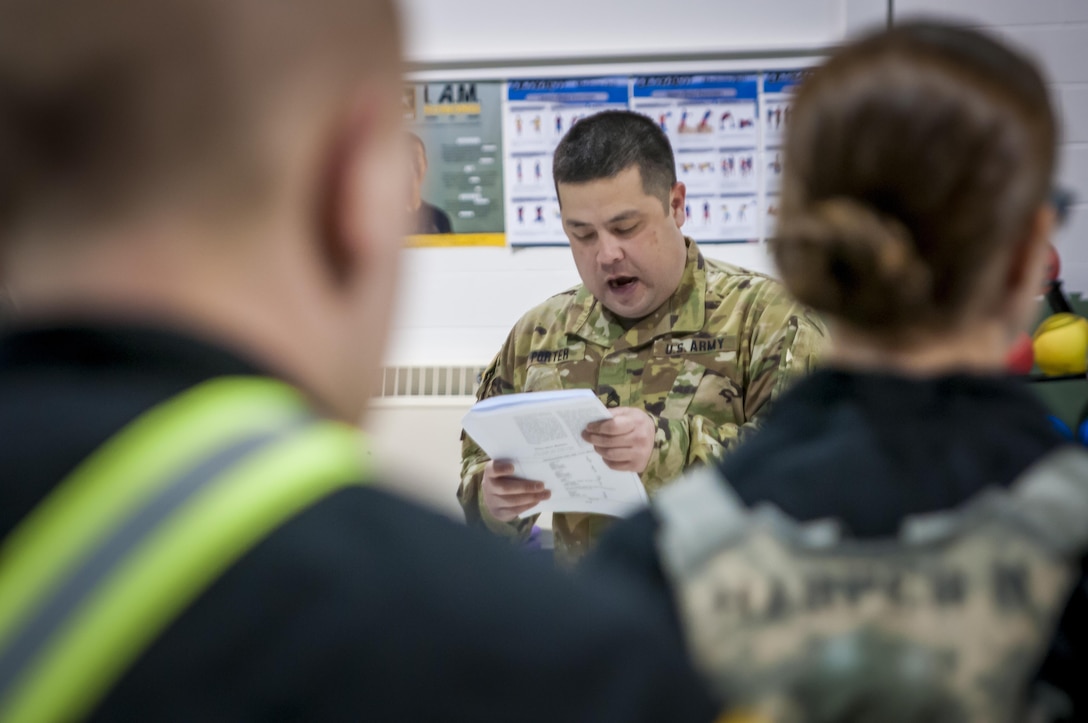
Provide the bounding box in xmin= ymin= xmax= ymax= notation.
xmin=894 ymin=0 xmax=1088 ymax=294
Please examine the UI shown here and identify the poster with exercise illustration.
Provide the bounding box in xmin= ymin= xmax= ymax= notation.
xmin=504 ymin=77 xmax=630 ymax=246
xmin=403 ymin=81 xmax=506 ymax=247
xmin=762 ymin=71 xmax=809 ymax=149
xmin=632 ymin=75 xmax=761 ymax=242
xmin=760 ymin=70 xmax=810 ymax=235
xmin=398 ymin=67 xmax=815 ymax=248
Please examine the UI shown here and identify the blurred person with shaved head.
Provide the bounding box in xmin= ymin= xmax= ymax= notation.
xmin=0 ymin=2 xmax=718 ymax=721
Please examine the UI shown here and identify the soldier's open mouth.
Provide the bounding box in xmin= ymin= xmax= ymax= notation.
xmin=608 ymin=276 xmax=638 ymax=289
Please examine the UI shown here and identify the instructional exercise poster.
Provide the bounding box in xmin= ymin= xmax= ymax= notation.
xmin=404 ymin=81 xmax=506 ymax=247
xmin=632 ymin=74 xmax=760 ymax=243
xmin=405 ymin=67 xmax=812 ymax=248
xmin=503 ymin=77 xmax=629 ymax=246
xmin=761 ymin=70 xmax=809 ymax=238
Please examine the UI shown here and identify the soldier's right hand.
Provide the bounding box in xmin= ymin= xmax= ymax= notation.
xmin=482 ymin=460 xmax=551 ymax=522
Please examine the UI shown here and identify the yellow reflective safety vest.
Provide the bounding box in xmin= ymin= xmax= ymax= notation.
xmin=656 ymin=449 xmax=1088 ymax=723
xmin=0 ymin=377 xmax=369 ymax=723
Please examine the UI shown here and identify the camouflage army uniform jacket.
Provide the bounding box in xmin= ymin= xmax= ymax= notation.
xmin=458 ymin=239 xmax=827 ymax=563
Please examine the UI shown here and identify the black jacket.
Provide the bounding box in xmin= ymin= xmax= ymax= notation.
xmin=0 ymin=324 xmax=718 ymax=722
xmin=588 ymin=368 xmax=1086 ymax=717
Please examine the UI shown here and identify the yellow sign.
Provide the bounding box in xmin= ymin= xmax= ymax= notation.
xmin=405 ymin=233 xmax=506 ymax=248
xmin=423 ymin=103 xmax=482 ymax=116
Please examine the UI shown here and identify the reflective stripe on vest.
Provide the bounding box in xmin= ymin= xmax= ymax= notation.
xmin=0 ymin=377 xmax=368 ymax=723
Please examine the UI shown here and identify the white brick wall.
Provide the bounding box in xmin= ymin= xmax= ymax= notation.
xmin=1060 ymin=86 xmax=1088 ymax=143
xmin=895 ymin=1 xmax=1088 ymax=294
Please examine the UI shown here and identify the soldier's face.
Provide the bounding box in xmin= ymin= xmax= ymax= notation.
xmin=559 ymin=166 xmax=689 ymax=320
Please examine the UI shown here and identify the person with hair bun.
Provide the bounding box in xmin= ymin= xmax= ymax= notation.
xmin=587 ymin=22 xmax=1087 ymax=722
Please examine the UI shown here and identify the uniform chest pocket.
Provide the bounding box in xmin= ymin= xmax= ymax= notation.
xmin=644 ymin=356 xmax=745 ymax=422
xmin=648 ymin=335 xmax=746 ymax=421
xmin=659 ymin=358 xmax=707 ymax=420
xmin=524 ymin=363 xmax=563 ymax=392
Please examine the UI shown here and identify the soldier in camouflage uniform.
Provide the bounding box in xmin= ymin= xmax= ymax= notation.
xmin=458 ymin=111 xmax=826 ymax=563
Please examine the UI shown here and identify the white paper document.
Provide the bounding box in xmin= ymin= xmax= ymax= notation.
xmin=462 ymin=389 xmax=650 ymax=518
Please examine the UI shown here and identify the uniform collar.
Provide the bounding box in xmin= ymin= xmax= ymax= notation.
xmin=565 ymin=237 xmax=706 ymax=351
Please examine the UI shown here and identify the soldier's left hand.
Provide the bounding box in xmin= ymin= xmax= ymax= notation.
xmin=582 ymin=407 xmax=656 ymax=473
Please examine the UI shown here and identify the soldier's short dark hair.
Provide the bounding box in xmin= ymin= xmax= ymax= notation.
xmin=552 ymin=110 xmax=676 ymax=210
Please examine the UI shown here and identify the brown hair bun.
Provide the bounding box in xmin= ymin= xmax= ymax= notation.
xmin=771 ymin=198 xmax=932 ymax=328
xmin=772 ymin=22 xmax=1056 ymax=335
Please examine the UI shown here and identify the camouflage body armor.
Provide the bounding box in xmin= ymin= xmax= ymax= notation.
xmin=656 ymin=449 xmax=1088 ymax=723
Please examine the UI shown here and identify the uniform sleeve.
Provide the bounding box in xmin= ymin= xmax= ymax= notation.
xmin=457 ymin=331 xmax=538 ymax=542
xmin=642 ymin=280 xmax=827 ymax=487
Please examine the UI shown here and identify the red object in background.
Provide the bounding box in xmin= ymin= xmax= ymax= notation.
xmin=1046 ymin=244 xmax=1061 ymax=284
xmin=1007 ymin=331 xmax=1035 ymax=374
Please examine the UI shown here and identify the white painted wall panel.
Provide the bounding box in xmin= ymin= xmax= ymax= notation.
xmin=1062 ymin=0 xmax=1088 ymax=23
xmin=895 ymin=0 xmax=1071 ymax=26
xmin=995 ymin=24 xmax=1088 ymax=84
xmin=366 ymin=399 xmax=473 ymax=518
xmin=845 ymin=0 xmax=889 ymax=34
xmin=1059 ymin=87 xmax=1088 ymax=143
xmin=1059 ymin=146 xmax=1088 ymax=204
xmin=1055 ymin=201 xmax=1088 ymax=280
xmin=401 ymin=0 xmax=882 ymax=64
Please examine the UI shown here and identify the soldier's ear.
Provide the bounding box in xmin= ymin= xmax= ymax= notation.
xmin=670 ymin=182 xmax=687 ymax=227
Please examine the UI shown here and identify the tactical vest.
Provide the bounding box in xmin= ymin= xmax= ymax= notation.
xmin=0 ymin=377 xmax=369 ymax=723
xmin=656 ymin=450 xmax=1088 ymax=723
